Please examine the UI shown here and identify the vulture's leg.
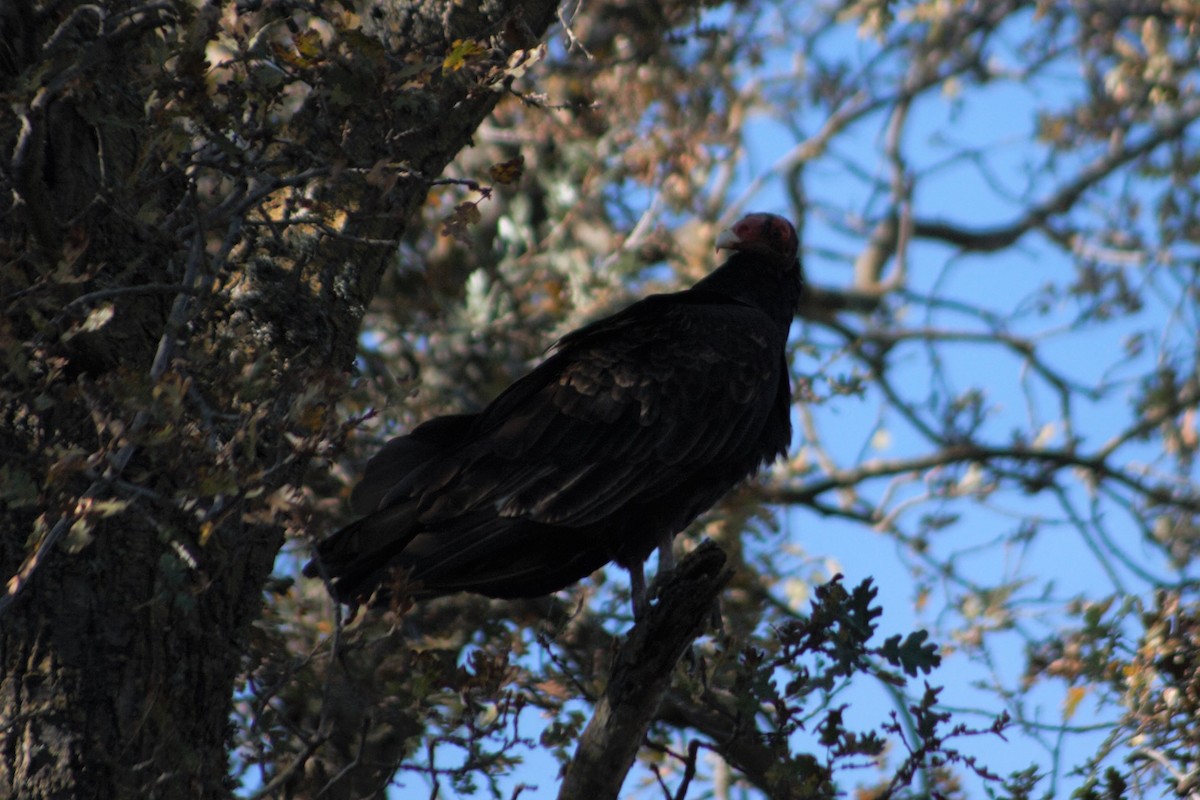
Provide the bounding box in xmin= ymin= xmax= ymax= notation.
xmin=629 ymin=561 xmax=647 ymax=619
xmin=631 ymin=533 xmax=677 ymax=619
xmin=657 ymin=534 xmax=676 ymax=573
xmin=641 ymin=532 xmax=678 ymax=612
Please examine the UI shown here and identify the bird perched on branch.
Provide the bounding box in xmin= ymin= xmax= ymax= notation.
xmin=305 ymin=213 xmax=803 ymax=616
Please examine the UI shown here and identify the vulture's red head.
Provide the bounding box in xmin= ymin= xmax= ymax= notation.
xmin=715 ymin=213 xmax=799 ymax=264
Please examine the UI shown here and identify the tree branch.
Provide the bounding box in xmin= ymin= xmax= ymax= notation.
xmin=761 ymin=441 xmax=1200 ymax=515
xmin=557 ymin=542 xmax=731 ymax=800
xmin=911 ymin=100 xmax=1200 ymax=252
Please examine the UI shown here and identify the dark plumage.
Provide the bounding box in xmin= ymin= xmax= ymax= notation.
xmin=305 ymin=213 xmax=803 ymax=614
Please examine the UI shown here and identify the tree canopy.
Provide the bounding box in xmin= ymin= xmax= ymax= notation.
xmin=2 ymin=1 xmax=1199 ymax=798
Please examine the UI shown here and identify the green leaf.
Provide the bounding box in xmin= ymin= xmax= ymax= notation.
xmin=443 ymin=39 xmax=486 ymax=72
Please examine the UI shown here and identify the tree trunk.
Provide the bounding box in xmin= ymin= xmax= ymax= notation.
xmin=0 ymin=1 xmax=558 ymax=797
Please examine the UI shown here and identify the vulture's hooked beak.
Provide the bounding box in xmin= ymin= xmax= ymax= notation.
xmin=714 ymin=226 xmax=743 ymax=253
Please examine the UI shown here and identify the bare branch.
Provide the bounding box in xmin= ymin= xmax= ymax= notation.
xmin=762 ymin=442 xmax=1200 ymax=516
xmin=912 ymin=101 xmax=1200 ymax=252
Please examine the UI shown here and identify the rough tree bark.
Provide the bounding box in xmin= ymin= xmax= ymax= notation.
xmin=558 ymin=542 xmax=731 ymax=800
xmin=0 ymin=1 xmax=558 ymax=798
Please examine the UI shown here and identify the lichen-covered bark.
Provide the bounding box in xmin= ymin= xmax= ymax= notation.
xmin=0 ymin=1 xmax=559 ymax=797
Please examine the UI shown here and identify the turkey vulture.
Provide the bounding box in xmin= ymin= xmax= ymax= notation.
xmin=305 ymin=213 xmax=802 ymax=615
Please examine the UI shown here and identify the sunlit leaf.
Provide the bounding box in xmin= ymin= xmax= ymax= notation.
xmin=81 ymin=304 xmax=114 ymax=333
xmin=63 ymin=518 xmax=94 ymax=554
xmin=1064 ymin=685 xmax=1088 ymax=721
xmin=443 ymin=38 xmax=486 ymax=72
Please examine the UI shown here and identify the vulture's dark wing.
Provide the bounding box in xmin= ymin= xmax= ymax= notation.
xmin=314 ymin=289 xmax=789 ymax=601
xmin=416 ymin=291 xmax=787 ymax=526
xmin=348 ymin=413 xmax=478 ymax=516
